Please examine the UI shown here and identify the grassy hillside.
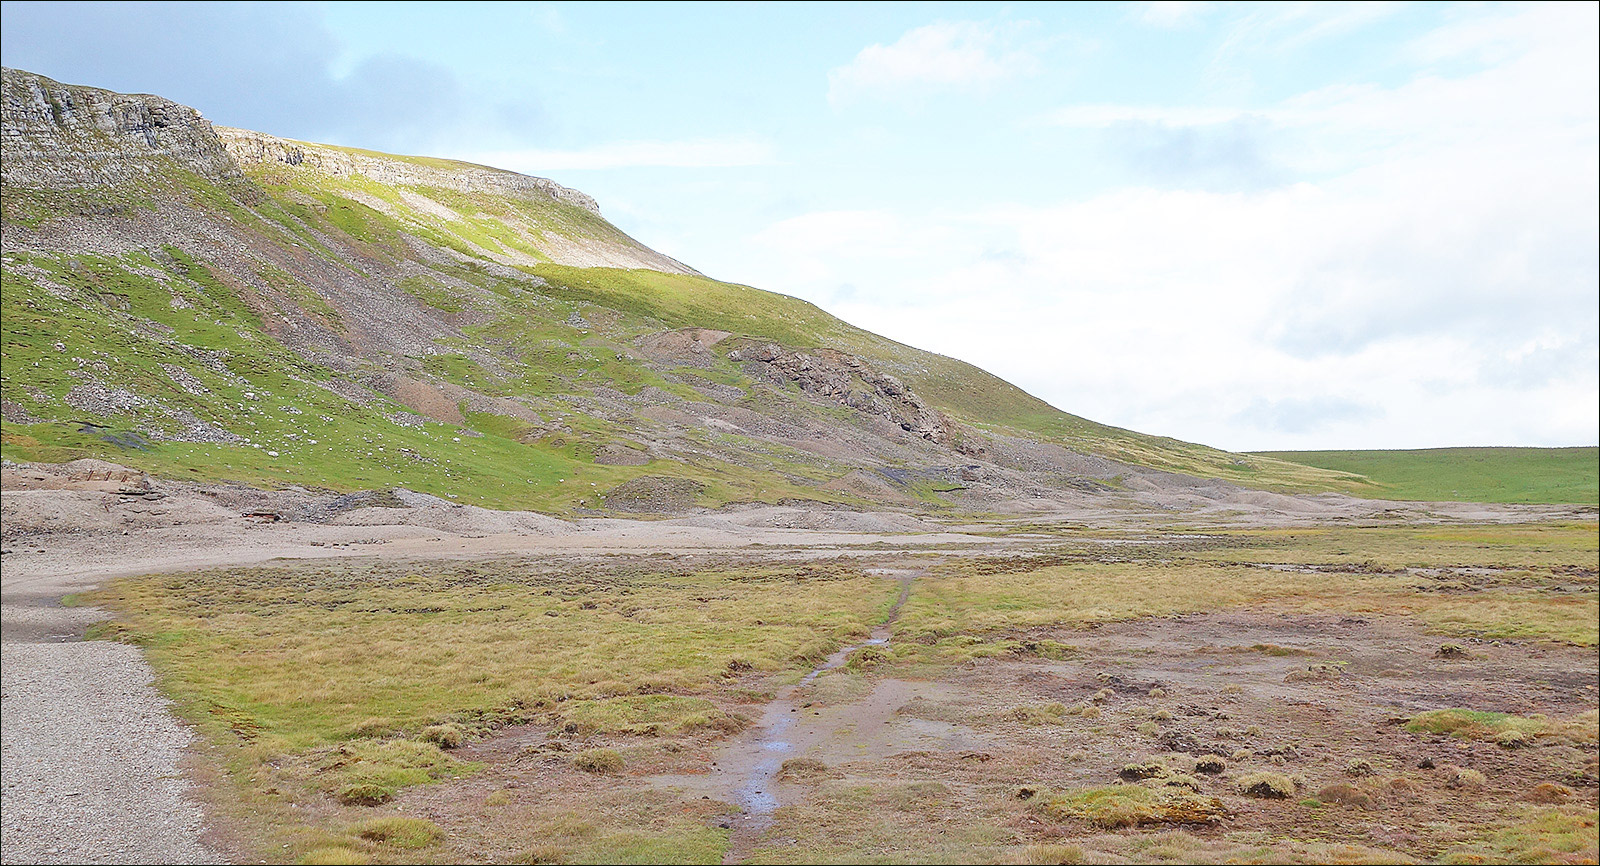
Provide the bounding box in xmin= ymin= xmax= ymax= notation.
xmin=1 ymin=67 xmax=1367 ymax=510
xmin=1253 ymin=447 xmax=1599 ymax=505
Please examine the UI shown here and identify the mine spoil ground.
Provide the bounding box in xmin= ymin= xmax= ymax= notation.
xmin=1 ymin=467 xmax=1596 ymax=864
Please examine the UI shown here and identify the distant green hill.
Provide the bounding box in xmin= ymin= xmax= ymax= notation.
xmin=1251 ymin=447 xmax=1599 ymax=505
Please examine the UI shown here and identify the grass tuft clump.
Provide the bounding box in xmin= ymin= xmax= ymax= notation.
xmin=298 ymin=847 xmax=371 ymax=865
xmin=419 ymin=723 xmax=464 ymax=749
xmin=572 ymin=748 xmax=624 ymax=774
xmin=354 ymin=816 xmax=445 ymax=849
xmin=1317 ymin=783 xmax=1376 ymax=809
xmin=1040 ymin=785 xmax=1227 ymax=828
xmin=778 ymin=757 xmax=839 ymax=782
xmin=1445 ymin=765 xmax=1488 ymax=789
xmin=1237 ymin=772 xmax=1298 ymax=799
xmin=1009 ymin=702 xmax=1070 ymax=725
xmin=335 ymin=783 xmax=393 ymax=806
xmin=1525 ymin=782 xmax=1574 ymax=804
xmin=1345 ymin=758 xmax=1375 ymax=776
xmin=1284 ymin=663 xmax=1342 ymax=683
xmin=1194 ymin=755 xmax=1227 ymax=775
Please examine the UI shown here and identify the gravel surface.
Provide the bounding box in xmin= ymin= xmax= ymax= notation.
xmin=2 ymin=589 xmax=220 ymax=866
xmin=1 ymin=634 xmax=218 ymax=865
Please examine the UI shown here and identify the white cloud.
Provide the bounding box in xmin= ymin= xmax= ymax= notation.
xmin=1039 ymin=104 xmax=1255 ymax=127
xmin=1216 ymin=2 xmax=1405 ymax=58
xmin=1137 ymin=2 xmax=1213 ymax=29
xmin=470 ymin=137 xmax=776 ymax=171
xmin=827 ymin=21 xmax=1037 ymax=104
xmin=748 ymin=4 xmax=1599 ymax=450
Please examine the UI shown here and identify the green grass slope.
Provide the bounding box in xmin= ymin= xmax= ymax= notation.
xmin=0 ymin=67 xmax=1369 ymax=508
xmin=1252 ymin=447 xmax=1599 ymax=505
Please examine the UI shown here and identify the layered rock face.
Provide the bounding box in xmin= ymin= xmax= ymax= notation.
xmin=216 ymin=127 xmax=603 ymax=215
xmin=1 ymin=67 xmax=241 ymax=188
xmin=727 ymin=340 xmax=959 ymax=447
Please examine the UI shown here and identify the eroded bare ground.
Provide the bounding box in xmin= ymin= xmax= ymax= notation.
xmin=216 ymin=537 xmax=1590 ymax=866
xmin=355 ymin=605 xmax=1597 ymax=865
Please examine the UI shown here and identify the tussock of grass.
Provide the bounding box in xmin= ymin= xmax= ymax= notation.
xmin=335 ymin=784 xmax=392 ymax=807
xmin=419 ymin=723 xmax=464 ymax=748
xmin=1040 ymin=784 xmax=1228 ymax=828
xmin=1008 ymin=702 xmax=1070 ymax=725
xmin=1444 ymin=765 xmax=1487 ymax=790
xmin=1317 ymin=783 xmax=1376 ymax=809
xmin=778 ymin=757 xmax=838 ymax=782
xmin=572 ymin=748 xmax=625 ymax=774
xmin=353 ymin=816 xmax=444 ymax=849
xmin=1194 ymin=755 xmax=1227 ymax=775
xmin=1237 ymin=772 xmax=1299 ymax=799
xmin=297 ymin=846 xmax=371 ymax=865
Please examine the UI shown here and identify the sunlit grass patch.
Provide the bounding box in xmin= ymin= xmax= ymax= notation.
xmin=1440 ymin=806 xmax=1599 ymax=864
xmin=1254 ymin=447 xmax=1599 ymax=505
xmin=1038 ymin=784 xmax=1229 ymax=828
xmin=86 ymin=557 xmax=890 ymax=856
xmin=91 ymin=558 xmax=889 ymax=753
xmin=1407 ymin=709 xmax=1599 ymax=747
xmin=557 ymin=695 xmax=744 ymax=736
xmin=352 ymin=816 xmax=445 ymax=849
xmin=309 ymin=739 xmax=476 ymax=803
xmin=897 ymin=524 xmax=1598 ymax=650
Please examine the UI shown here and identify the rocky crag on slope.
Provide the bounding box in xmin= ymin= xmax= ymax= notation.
xmin=1 ymin=68 xmax=240 ymax=188
xmin=1 ymin=66 xmax=1368 ymax=517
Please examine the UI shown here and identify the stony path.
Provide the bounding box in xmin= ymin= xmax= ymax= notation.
xmin=1 ymin=593 xmax=218 ymax=864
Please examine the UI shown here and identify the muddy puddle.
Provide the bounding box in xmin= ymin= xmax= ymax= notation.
xmin=646 ymin=567 xmax=989 ymax=861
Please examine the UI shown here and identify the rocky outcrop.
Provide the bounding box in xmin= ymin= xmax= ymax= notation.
xmin=1 ymin=68 xmax=241 ymax=188
xmin=216 ymin=127 xmax=602 ymax=215
xmin=727 ymin=340 xmax=965 ymax=448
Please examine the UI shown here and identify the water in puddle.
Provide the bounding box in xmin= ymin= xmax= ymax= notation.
xmin=723 ymin=570 xmax=919 ymax=848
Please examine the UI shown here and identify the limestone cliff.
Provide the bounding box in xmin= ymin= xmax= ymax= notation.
xmin=1 ymin=67 xmax=694 ymax=274
xmin=215 ymin=128 xmax=602 ymax=215
xmin=1 ymin=67 xmax=240 ymax=188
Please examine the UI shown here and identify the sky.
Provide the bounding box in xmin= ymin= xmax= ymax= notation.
xmin=3 ymin=1 xmax=1596 ymax=451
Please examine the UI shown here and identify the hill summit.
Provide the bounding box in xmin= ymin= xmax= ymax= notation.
xmin=1 ymin=67 xmax=1361 ymax=515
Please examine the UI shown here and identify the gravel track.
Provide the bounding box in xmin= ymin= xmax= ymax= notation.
xmin=1 ymin=640 xmax=217 ymax=864
xmin=2 ymin=581 xmax=219 ymax=864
